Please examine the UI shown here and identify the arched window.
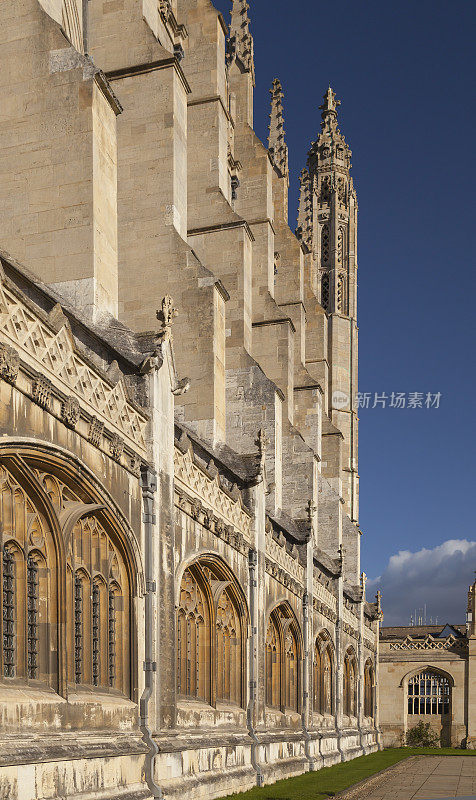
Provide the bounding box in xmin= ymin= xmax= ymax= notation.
xmin=408 ymin=670 xmax=450 ymax=716
xmin=67 ymin=514 xmax=129 ymax=694
xmin=314 ymin=632 xmax=334 ymax=715
xmin=313 ymin=641 xmax=321 ymax=712
xmin=321 ymin=273 xmax=330 ymax=311
xmin=2 ymin=546 xmax=16 ymax=678
xmin=343 ymin=649 xmax=357 ymax=717
xmin=0 ymin=456 xmax=135 ymax=698
xmin=0 ymin=465 xmax=56 ymax=685
xmin=216 ymin=587 xmax=241 ymax=705
xmin=177 ymin=567 xmax=209 ymax=701
xmin=364 ymin=660 xmax=375 ymax=718
xmin=265 ymin=604 xmax=301 ymax=713
xmin=176 ymin=557 xmax=247 ymax=708
xmin=322 ymin=645 xmax=333 ymax=714
xmin=266 ymin=615 xmax=281 ymax=709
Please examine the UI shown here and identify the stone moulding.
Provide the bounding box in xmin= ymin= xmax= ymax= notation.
xmin=174 ymin=445 xmax=252 ymax=540
xmin=0 ymin=276 xmax=148 ymax=455
xmin=175 ymin=489 xmax=249 ymax=556
xmin=265 ymin=555 xmax=304 ymax=598
xmin=265 ymin=531 xmax=304 ymax=585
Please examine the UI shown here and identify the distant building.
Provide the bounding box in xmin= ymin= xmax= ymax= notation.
xmin=379 ymin=580 xmax=476 ymax=748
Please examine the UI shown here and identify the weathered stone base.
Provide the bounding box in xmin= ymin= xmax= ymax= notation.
xmin=154 ymin=727 xmax=379 ymax=800
xmin=0 ymin=739 xmax=149 ymax=800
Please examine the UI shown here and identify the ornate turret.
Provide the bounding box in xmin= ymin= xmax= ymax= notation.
xmin=303 ymin=88 xmax=360 ymax=522
xmin=307 ymin=87 xmax=355 ymax=316
xmin=268 ymin=79 xmax=288 ymax=179
xmin=226 ymin=0 xmax=255 ymax=83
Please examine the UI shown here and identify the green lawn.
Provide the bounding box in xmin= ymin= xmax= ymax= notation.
xmin=218 ymin=748 xmax=476 ymax=800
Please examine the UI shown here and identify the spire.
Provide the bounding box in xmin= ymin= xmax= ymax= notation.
xmin=268 ymin=79 xmax=288 ymax=178
xmin=319 ymin=86 xmax=341 ymax=133
xmin=295 ymin=168 xmax=312 ymax=251
xmin=227 ymin=0 xmax=254 ymax=81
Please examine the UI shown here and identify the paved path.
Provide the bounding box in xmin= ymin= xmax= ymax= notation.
xmin=337 ymin=756 xmax=476 ymax=799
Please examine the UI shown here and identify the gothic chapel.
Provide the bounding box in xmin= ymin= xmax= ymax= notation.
xmin=0 ymin=1 xmax=381 ymax=799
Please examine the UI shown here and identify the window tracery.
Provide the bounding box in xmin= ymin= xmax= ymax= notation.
xmin=265 ymin=605 xmax=300 ymax=712
xmin=2 ymin=546 xmax=15 ymax=678
xmin=0 ymin=457 xmax=133 ymax=697
xmin=343 ymin=649 xmax=357 ymax=717
xmin=284 ymin=627 xmax=298 ymax=711
xmin=321 ymin=273 xmax=330 ymax=311
xmin=314 ymin=633 xmax=334 ymax=715
xmin=364 ymin=660 xmax=375 ymax=718
xmin=408 ymin=670 xmax=450 ymax=715
xmin=321 ymin=224 xmax=330 ymax=264
xmin=337 ymin=274 xmax=346 ymax=314
xmin=266 ymin=616 xmax=281 ymax=709
xmin=176 ymin=558 xmax=246 ymax=708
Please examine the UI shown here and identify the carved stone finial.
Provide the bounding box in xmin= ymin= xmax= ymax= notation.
xmin=319 ymin=86 xmax=341 ymax=130
xmin=156 ymin=295 xmax=178 ymax=343
xmin=227 ymin=0 xmax=254 ymax=82
xmin=268 ymin=78 xmax=288 ymax=178
xmin=360 ymin=571 xmax=367 ymax=591
xmin=375 ymin=589 xmax=383 ymax=618
xmin=295 ymin=168 xmax=312 ymax=250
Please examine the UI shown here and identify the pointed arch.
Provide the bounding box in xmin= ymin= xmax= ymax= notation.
xmin=176 ymin=553 xmax=249 ymax=708
xmin=314 ymin=629 xmax=335 ymax=715
xmin=343 ymin=646 xmax=357 ymax=717
xmin=0 ymin=443 xmax=141 ymax=699
xmin=265 ymin=601 xmax=302 ymax=713
xmin=364 ymin=658 xmax=375 ymax=718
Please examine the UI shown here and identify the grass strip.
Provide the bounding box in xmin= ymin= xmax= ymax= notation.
xmin=216 ymin=748 xmax=476 ymax=800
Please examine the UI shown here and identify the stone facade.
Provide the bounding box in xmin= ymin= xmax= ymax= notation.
xmin=379 ymin=581 xmax=476 ymax=749
xmin=0 ymin=2 xmax=380 ymax=799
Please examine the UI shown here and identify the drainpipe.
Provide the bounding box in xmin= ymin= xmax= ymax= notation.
xmin=335 ymin=568 xmax=345 ymax=760
xmin=140 ymin=465 xmax=163 ymax=800
xmin=301 ymin=591 xmax=315 ymax=770
xmin=247 ymin=548 xmax=264 ymax=787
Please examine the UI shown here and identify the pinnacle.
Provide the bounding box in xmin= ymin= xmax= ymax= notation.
xmin=227 ymin=0 xmax=254 ymax=77
xmin=268 ymin=78 xmax=288 ymax=177
xmin=319 ymin=86 xmax=340 ymax=119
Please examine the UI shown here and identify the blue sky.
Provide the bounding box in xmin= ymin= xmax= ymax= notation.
xmin=213 ymin=0 xmax=476 ymax=624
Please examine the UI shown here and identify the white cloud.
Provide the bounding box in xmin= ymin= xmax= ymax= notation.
xmin=367 ymin=539 xmax=476 ymax=626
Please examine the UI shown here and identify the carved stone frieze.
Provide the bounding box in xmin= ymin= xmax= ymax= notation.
xmin=265 ymin=531 xmax=304 ymax=584
xmin=129 ymin=453 xmax=141 ymax=478
xmin=32 ymin=375 xmax=52 ymax=409
xmin=109 ymin=433 xmax=125 ymax=463
xmin=390 ymin=635 xmax=467 ymax=652
xmin=61 ymin=396 xmax=80 ymax=429
xmin=175 ymin=489 xmax=248 ymax=556
xmin=265 ymin=556 xmax=304 ymax=598
xmin=174 ymin=446 xmax=252 ymax=539
xmin=0 ymin=342 xmax=19 ymax=384
xmin=312 ymin=596 xmax=337 ymax=624
xmin=343 ymin=621 xmax=359 ymax=640
xmin=88 ymin=416 xmax=104 ymax=447
xmin=0 ymin=281 xmax=147 ymax=453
